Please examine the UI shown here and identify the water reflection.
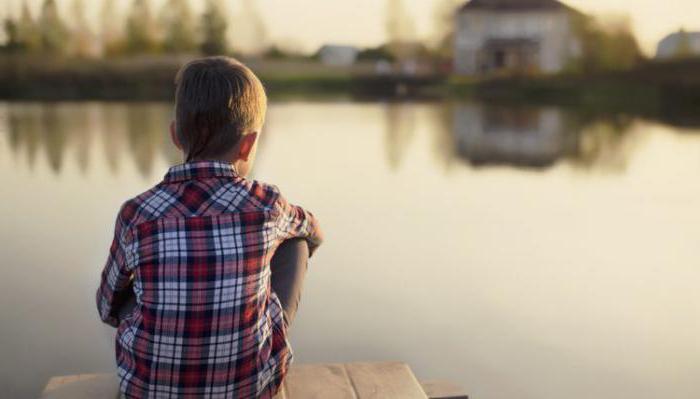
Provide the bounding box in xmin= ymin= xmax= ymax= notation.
xmin=2 ymin=101 xmax=700 ymax=399
xmin=450 ymin=103 xmax=636 ymax=171
xmin=2 ymin=102 xmax=182 ymax=176
xmin=383 ymin=103 xmax=416 ymax=171
xmin=454 ymin=104 xmax=575 ymax=168
xmin=0 ymin=101 xmax=655 ymax=176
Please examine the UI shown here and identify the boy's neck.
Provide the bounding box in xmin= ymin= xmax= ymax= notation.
xmin=188 ymin=156 xmax=243 ymax=176
xmin=189 ymin=156 xmax=235 ymax=164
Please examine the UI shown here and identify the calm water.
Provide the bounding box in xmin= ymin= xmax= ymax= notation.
xmin=1 ymin=101 xmax=699 ymax=399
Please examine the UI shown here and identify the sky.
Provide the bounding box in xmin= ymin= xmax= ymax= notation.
xmin=3 ymin=0 xmax=700 ymax=55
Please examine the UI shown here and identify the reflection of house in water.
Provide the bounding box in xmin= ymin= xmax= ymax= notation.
xmin=454 ymin=0 xmax=582 ymax=75
xmin=453 ymin=103 xmax=578 ymax=168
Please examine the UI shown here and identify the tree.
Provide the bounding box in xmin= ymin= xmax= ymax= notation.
xmin=200 ymin=0 xmax=229 ymax=55
xmin=70 ymin=0 xmax=95 ymax=57
xmin=572 ymin=15 xmax=643 ymax=72
xmin=161 ymin=0 xmax=197 ymax=54
xmin=125 ymin=0 xmax=159 ymax=54
xmin=3 ymin=18 xmax=21 ymax=53
xmin=101 ymin=0 xmax=123 ymax=56
xmin=17 ymin=1 xmax=41 ymax=52
xmin=39 ymin=0 xmax=70 ymax=54
xmin=232 ymin=0 xmax=267 ymax=55
xmin=357 ymin=45 xmax=396 ymax=62
xmin=385 ymin=0 xmax=416 ymax=60
xmin=430 ymin=0 xmax=463 ymax=60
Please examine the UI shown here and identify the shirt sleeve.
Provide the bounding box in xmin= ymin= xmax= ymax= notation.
xmin=96 ymin=204 xmax=135 ymax=327
xmin=274 ymin=192 xmax=323 ymax=256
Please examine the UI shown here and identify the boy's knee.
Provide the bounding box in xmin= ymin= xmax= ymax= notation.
xmin=270 ymin=239 xmax=310 ymax=326
xmin=273 ymin=238 xmax=310 ymax=266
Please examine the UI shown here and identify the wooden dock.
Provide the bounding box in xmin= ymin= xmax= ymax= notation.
xmin=42 ymin=362 xmax=468 ymax=399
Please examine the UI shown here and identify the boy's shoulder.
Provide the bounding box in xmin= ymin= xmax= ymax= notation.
xmin=114 ymin=177 xmax=288 ymax=228
xmin=246 ymin=179 xmax=286 ymax=210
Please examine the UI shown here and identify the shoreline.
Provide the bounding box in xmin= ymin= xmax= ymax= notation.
xmin=2 ymin=55 xmax=699 ymax=127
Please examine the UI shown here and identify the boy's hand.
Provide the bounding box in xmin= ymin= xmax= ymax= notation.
xmin=111 ymin=278 xmax=136 ymax=324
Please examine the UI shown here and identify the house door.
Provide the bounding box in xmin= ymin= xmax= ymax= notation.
xmin=494 ymin=50 xmax=506 ymax=68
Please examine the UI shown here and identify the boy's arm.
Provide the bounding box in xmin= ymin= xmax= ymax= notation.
xmin=275 ymin=193 xmax=324 ymax=256
xmin=95 ymin=206 xmax=135 ymax=327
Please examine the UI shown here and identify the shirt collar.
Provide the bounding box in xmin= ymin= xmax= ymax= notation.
xmin=162 ymin=160 xmax=239 ymax=183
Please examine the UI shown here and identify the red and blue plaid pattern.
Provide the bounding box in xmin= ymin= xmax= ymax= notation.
xmin=96 ymin=160 xmax=320 ymax=398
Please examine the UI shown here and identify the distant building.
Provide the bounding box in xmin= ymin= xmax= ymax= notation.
xmin=317 ymin=45 xmax=360 ymax=67
xmin=454 ymin=0 xmax=583 ymax=75
xmin=656 ymin=30 xmax=700 ymax=59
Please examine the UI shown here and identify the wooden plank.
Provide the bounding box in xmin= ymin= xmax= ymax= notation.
xmin=420 ymin=379 xmax=469 ymax=399
xmin=344 ymin=362 xmax=428 ymax=399
xmin=44 ymin=374 xmax=109 ymax=393
xmin=47 ymin=375 xmax=79 ymax=391
xmin=41 ymin=373 xmax=119 ymax=399
xmin=283 ymin=363 xmax=356 ymax=399
xmin=43 ymin=362 xmax=435 ymax=399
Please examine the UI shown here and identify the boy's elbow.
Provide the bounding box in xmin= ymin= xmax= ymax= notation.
xmin=98 ymin=306 xmax=119 ymax=327
xmin=308 ymin=227 xmax=324 ymax=256
xmin=96 ymin=291 xmax=118 ymax=327
xmin=103 ymin=316 xmax=119 ymax=328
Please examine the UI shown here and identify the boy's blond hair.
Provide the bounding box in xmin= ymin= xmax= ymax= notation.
xmin=174 ymin=56 xmax=267 ymax=161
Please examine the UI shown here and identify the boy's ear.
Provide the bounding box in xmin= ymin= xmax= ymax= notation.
xmin=238 ymin=132 xmax=258 ymax=161
xmin=170 ymin=121 xmax=183 ymax=150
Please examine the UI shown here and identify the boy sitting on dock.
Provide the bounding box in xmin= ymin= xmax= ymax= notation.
xmin=95 ymin=56 xmax=323 ymax=399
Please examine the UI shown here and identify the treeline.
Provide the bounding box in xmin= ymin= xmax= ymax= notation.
xmin=2 ymin=0 xmax=246 ymax=57
xmin=2 ymin=0 xmax=646 ymax=71
xmin=569 ymin=15 xmax=645 ymax=73
xmin=1 ymin=0 xmax=437 ymax=61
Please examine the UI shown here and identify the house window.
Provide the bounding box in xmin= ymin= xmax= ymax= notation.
xmin=494 ymin=50 xmax=506 ymax=68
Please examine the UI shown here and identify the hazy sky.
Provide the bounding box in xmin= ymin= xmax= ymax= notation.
xmin=5 ymin=0 xmax=699 ymax=55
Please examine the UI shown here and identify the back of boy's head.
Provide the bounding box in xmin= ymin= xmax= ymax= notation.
xmin=174 ymin=56 xmax=267 ymax=161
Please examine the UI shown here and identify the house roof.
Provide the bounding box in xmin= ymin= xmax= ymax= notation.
xmin=656 ymin=31 xmax=700 ymax=58
xmin=458 ymin=0 xmax=572 ymax=13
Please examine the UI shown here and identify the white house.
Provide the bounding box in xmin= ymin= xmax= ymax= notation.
xmin=656 ymin=30 xmax=700 ymax=59
xmin=317 ymin=45 xmax=360 ymax=67
xmin=454 ymin=0 xmax=583 ymax=75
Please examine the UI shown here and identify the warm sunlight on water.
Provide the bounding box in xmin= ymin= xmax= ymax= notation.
xmin=1 ymin=101 xmax=699 ymax=399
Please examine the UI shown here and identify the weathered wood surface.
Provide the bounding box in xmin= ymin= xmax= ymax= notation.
xmin=420 ymin=379 xmax=469 ymax=399
xmin=344 ymin=362 xmax=427 ymax=399
xmin=279 ymin=363 xmax=355 ymax=399
xmin=42 ymin=373 xmax=119 ymax=399
xmin=42 ymin=362 xmax=449 ymax=399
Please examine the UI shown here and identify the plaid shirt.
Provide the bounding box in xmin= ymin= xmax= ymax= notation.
xmin=96 ymin=160 xmax=321 ymax=399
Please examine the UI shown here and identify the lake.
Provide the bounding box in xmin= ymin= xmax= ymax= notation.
xmin=1 ymin=101 xmax=699 ymax=399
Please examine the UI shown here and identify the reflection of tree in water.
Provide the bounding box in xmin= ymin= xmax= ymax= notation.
xmin=448 ymin=102 xmax=637 ymax=171
xmin=7 ymin=104 xmax=43 ymax=170
xmin=125 ymin=103 xmax=170 ymax=177
xmin=383 ymin=102 xmax=416 ymax=171
xmin=567 ymin=115 xmax=636 ymax=172
xmin=65 ymin=104 xmax=95 ymax=174
xmin=428 ymin=101 xmax=459 ymax=171
xmin=3 ymin=103 xmax=175 ymax=177
xmin=40 ymin=106 xmax=70 ymax=173
xmin=2 ymin=102 xmax=640 ymax=177
xmin=100 ymin=104 xmax=129 ymax=174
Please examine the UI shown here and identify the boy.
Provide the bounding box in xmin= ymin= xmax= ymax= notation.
xmin=96 ymin=56 xmax=323 ymax=398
